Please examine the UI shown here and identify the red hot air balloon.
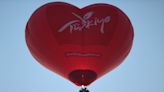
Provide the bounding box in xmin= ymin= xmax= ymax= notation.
xmin=25 ymin=2 xmax=134 ymax=92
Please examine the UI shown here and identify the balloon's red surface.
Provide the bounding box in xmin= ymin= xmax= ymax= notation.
xmin=26 ymin=2 xmax=134 ymax=86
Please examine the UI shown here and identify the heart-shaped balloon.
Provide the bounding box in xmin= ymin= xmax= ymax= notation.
xmin=26 ymin=2 xmax=134 ymax=86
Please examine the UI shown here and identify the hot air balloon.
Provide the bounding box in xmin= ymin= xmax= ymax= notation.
xmin=25 ymin=2 xmax=134 ymax=92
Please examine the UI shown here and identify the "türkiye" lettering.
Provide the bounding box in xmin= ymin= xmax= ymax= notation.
xmin=58 ymin=11 xmax=110 ymax=34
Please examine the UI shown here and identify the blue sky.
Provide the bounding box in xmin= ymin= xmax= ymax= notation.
xmin=0 ymin=0 xmax=164 ymax=92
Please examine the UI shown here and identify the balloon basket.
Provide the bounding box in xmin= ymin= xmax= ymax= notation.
xmin=79 ymin=85 xmax=89 ymax=92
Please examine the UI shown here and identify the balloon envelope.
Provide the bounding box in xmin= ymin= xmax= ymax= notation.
xmin=26 ymin=2 xmax=134 ymax=86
